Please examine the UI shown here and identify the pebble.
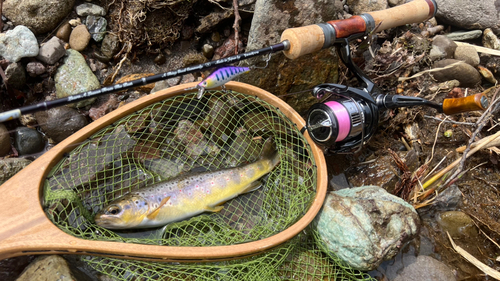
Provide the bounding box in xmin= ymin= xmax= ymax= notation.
xmin=478 ymin=65 xmax=497 ymax=84
xmin=34 ymin=106 xmax=88 ymax=143
xmin=4 ymin=62 xmax=26 ymax=89
xmin=75 ymin=3 xmax=106 ymax=16
xmin=453 ymin=45 xmax=480 ymax=67
xmin=88 ymin=94 xmax=120 ymax=120
xmin=14 ymin=127 xmax=45 ymax=155
xmin=56 ymin=22 xmax=72 ymax=42
xmin=26 ymin=62 xmax=46 ymax=77
xmin=69 ymin=24 xmax=91 ymax=51
xmin=483 ymin=28 xmax=500 ymax=50
xmin=54 ymin=49 xmax=100 ymax=108
xmin=432 ymin=59 xmax=482 ymax=87
xmin=37 ymin=36 xmax=66 ymax=65
xmin=0 ymin=158 xmax=32 ymax=184
xmin=154 ymin=53 xmax=166 ymax=65
xmin=315 ymin=186 xmax=420 ymax=271
xmin=0 ymin=123 xmax=11 ymax=156
xmin=15 ymin=255 xmax=77 ymax=281
xmin=85 ymin=15 xmax=107 ymax=42
xmin=99 ymin=33 xmax=120 ymax=62
xmin=429 ymin=35 xmax=457 ymax=61
xmin=202 ymin=44 xmax=215 ymax=59
xmin=446 ymin=30 xmax=482 ymax=41
xmin=437 ymin=211 xmax=478 ymax=239
xmin=3 ymin=0 xmax=74 ymax=35
xmin=393 ymin=255 xmax=456 ymax=281
xmin=0 ymin=25 xmax=39 ymax=63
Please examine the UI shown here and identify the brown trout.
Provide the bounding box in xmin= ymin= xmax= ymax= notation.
xmin=94 ymin=139 xmax=280 ymax=229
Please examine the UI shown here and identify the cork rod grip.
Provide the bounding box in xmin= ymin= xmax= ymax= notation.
xmin=366 ymin=0 xmax=437 ymax=31
xmin=442 ymin=93 xmax=488 ymax=115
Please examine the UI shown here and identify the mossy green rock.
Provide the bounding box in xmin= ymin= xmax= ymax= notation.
xmin=55 ymin=49 xmax=100 ymax=108
xmin=315 ymin=186 xmax=420 ymax=271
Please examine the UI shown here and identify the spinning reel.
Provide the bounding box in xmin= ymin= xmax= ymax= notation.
xmin=306 ymin=38 xmax=489 ymax=154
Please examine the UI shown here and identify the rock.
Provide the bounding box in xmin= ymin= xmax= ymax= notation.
xmin=0 ymin=123 xmax=11 ymax=156
xmin=54 ymin=49 xmax=101 ymax=108
xmin=85 ymin=15 xmax=107 ymax=42
xmin=196 ymin=9 xmax=234 ymax=34
xmin=4 ymin=62 xmax=26 ymax=89
xmin=431 ymin=59 xmax=482 ymax=87
xmin=202 ymin=44 xmax=214 ymax=59
xmin=174 ymin=120 xmax=220 ymax=158
xmin=15 ymin=255 xmax=77 ymax=281
xmin=56 ymin=22 xmax=72 ymax=42
xmin=478 ymin=65 xmax=498 ymax=84
xmin=154 ymin=53 xmax=166 ymax=65
xmin=0 ymin=256 xmax=35 ymax=281
xmin=431 ymin=184 xmax=462 ymax=211
xmin=347 ymin=154 xmax=399 ymax=191
xmin=37 ymin=36 xmax=66 ymax=64
xmin=99 ymin=33 xmax=120 ymax=61
xmin=453 ymin=46 xmax=480 ymax=67
xmin=437 ymin=211 xmax=478 ymax=239
xmin=436 ymin=0 xmax=500 ymax=34
xmin=26 ymin=61 xmax=46 ymax=77
xmin=238 ymin=0 xmax=340 ymax=114
xmin=346 ymin=0 xmax=388 ymax=14
xmin=0 ymin=25 xmax=39 ymax=62
xmin=14 ymin=127 xmax=45 ymax=155
xmin=315 ymin=186 xmax=419 ymax=271
xmin=446 ymin=30 xmax=483 ymax=41
xmin=34 ymin=106 xmax=88 ymax=143
xmin=315 ymin=186 xmax=420 ymax=271
xmin=0 ymin=158 xmax=32 ymax=184
xmin=393 ymin=255 xmax=457 ymax=281
xmin=69 ymin=25 xmax=91 ymax=52
xmin=483 ymin=28 xmax=500 ymax=50
xmin=3 ymin=0 xmax=74 ymax=35
xmin=19 ymin=114 xmax=37 ymax=127
xmin=76 ymin=3 xmax=106 ymax=16
xmin=429 ymin=35 xmax=457 ymax=61
xmin=88 ymin=94 xmax=120 ymax=120
xmin=213 ymin=33 xmax=243 ymax=60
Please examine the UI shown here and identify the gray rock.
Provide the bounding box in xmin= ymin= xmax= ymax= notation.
xmin=5 ymin=62 xmax=26 ymax=89
xmin=239 ymin=0 xmax=340 ymax=114
xmin=393 ymin=255 xmax=456 ymax=281
xmin=315 ymin=186 xmax=420 ymax=271
xmin=0 ymin=123 xmax=11 ymax=156
xmin=454 ymin=46 xmax=480 ymax=67
xmin=446 ymin=30 xmax=483 ymax=41
xmin=100 ymin=33 xmax=120 ymax=61
xmin=37 ymin=36 xmax=66 ymax=65
xmin=15 ymin=255 xmax=77 ymax=281
xmin=431 ymin=184 xmax=462 ymax=211
xmin=86 ymin=15 xmax=107 ymax=42
xmin=76 ymin=3 xmax=106 ymax=16
xmin=14 ymin=127 xmax=45 ymax=155
xmin=26 ymin=61 xmax=46 ymax=77
xmin=437 ymin=211 xmax=478 ymax=239
xmin=429 ymin=35 xmax=457 ymax=61
xmin=0 ymin=25 xmax=39 ymax=62
xmin=3 ymin=0 xmax=75 ymax=35
xmin=483 ymin=28 xmax=500 ymax=50
xmin=0 ymin=158 xmax=31 ymax=184
xmin=431 ymin=59 xmax=482 ymax=87
xmin=346 ymin=0 xmax=388 ymax=14
xmin=55 ymin=49 xmax=101 ymax=108
xmin=34 ymin=106 xmax=88 ymax=143
xmin=436 ymin=0 xmax=500 ymax=34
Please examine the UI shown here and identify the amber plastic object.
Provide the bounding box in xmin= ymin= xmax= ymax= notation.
xmin=442 ymin=93 xmax=488 ymax=115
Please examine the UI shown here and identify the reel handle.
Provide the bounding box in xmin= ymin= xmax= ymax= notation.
xmin=281 ymin=0 xmax=437 ymax=59
xmin=442 ymin=93 xmax=489 ymax=115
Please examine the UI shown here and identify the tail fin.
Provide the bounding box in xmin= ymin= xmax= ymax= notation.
xmin=259 ymin=138 xmax=281 ymax=169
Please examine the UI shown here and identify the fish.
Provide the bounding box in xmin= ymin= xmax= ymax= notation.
xmin=195 ymin=66 xmax=250 ymax=99
xmin=94 ymin=138 xmax=280 ymax=229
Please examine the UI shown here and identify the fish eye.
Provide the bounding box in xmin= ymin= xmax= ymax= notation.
xmin=107 ymin=206 xmax=121 ymax=215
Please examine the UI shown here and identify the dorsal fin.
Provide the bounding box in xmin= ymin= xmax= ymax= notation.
xmin=146 ymin=196 xmax=170 ymax=220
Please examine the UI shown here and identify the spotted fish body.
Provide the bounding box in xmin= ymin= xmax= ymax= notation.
xmin=196 ymin=66 xmax=250 ymax=98
xmin=94 ymin=140 xmax=280 ymax=229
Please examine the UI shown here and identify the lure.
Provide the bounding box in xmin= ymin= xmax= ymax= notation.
xmin=195 ymin=66 xmax=250 ymax=98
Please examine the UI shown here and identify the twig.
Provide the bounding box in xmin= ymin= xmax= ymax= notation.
xmin=110 ymin=42 xmax=132 ymax=83
xmin=423 ymin=115 xmax=476 ymax=126
xmin=232 ymin=0 xmax=241 ymax=55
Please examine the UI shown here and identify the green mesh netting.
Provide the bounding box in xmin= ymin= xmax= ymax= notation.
xmin=41 ymin=90 xmax=372 ymax=280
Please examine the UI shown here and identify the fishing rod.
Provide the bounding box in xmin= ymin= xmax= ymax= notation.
xmin=0 ymin=0 xmax=438 ymax=123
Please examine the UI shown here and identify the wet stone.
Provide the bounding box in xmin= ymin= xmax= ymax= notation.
xmin=86 ymin=15 xmax=107 ymax=42
xmin=34 ymin=106 xmax=88 ymax=143
xmin=69 ymin=24 xmax=91 ymax=51
xmin=144 ymin=158 xmax=185 ymax=179
xmin=0 ymin=158 xmax=32 ymax=184
xmin=5 ymin=62 xmax=26 ymax=89
xmin=56 ymin=22 xmax=72 ymax=42
xmin=14 ymin=127 xmax=45 ymax=155
xmin=26 ymin=62 xmax=46 ymax=77
xmin=0 ymin=25 xmax=39 ymax=62
xmin=37 ymin=36 xmax=66 ymax=65
xmin=0 ymin=123 xmax=11 ymax=156
xmin=347 ymin=154 xmax=399 ymax=191
xmin=393 ymin=255 xmax=456 ymax=281
xmin=202 ymin=44 xmax=214 ymax=59
xmin=437 ymin=210 xmax=478 ymax=239
xmin=15 ymin=255 xmax=76 ymax=281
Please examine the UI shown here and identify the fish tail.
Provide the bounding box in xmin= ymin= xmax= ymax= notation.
xmin=259 ymin=138 xmax=280 ymax=169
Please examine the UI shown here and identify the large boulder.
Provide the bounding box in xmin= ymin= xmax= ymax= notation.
xmin=436 ymin=0 xmax=500 ymax=34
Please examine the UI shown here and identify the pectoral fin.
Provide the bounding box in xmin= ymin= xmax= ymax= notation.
xmin=147 ymin=196 xmax=170 ymax=220
xmin=241 ymin=181 xmax=262 ymax=194
xmin=205 ymin=205 xmax=224 ymax=213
